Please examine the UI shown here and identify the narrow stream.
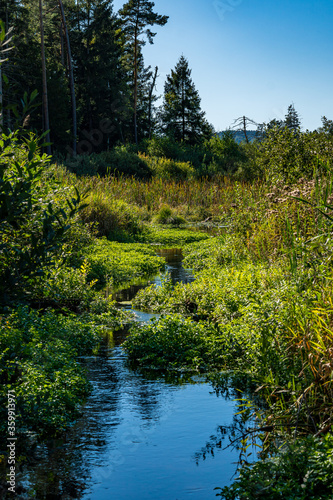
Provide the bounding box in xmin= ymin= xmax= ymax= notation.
xmin=19 ymin=249 xmax=256 ymax=499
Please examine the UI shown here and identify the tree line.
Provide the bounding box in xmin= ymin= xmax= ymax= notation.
xmin=0 ymin=0 xmax=213 ymax=156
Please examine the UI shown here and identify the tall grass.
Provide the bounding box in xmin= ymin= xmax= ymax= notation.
xmin=52 ymin=163 xmax=267 ymax=217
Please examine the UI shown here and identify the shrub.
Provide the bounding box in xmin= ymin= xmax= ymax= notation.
xmin=205 ymin=131 xmax=248 ymax=176
xmin=29 ymin=260 xmax=97 ymax=311
xmin=123 ymin=315 xmax=225 ymax=371
xmin=255 ymin=127 xmax=333 ymax=183
xmin=64 ymin=147 xmax=152 ymax=179
xmin=153 ymin=204 xmax=187 ymax=226
xmin=0 ymin=308 xmax=101 ymax=437
xmin=216 ymin=434 xmax=333 ymax=500
xmin=139 ymin=153 xmax=195 ymax=181
xmin=0 ymin=132 xmax=86 ymax=306
xmin=144 ymin=136 xmax=208 ymax=170
xmin=80 ymin=195 xmax=142 ymax=239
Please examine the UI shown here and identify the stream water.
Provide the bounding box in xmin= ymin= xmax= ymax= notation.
xmin=19 ymin=249 xmax=256 ymax=499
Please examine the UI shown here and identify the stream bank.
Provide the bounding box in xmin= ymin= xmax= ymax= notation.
xmin=17 ymin=249 xmax=257 ymax=499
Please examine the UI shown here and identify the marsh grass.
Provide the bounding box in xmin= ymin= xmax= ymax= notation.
xmin=52 ymin=163 xmax=268 ymax=221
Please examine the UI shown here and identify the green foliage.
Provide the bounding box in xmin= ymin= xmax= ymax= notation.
xmin=255 ymin=127 xmax=333 ymax=183
xmin=29 ymin=259 xmax=97 ymax=311
xmin=153 ymin=204 xmax=187 ymax=226
xmin=216 ymin=434 xmax=333 ymax=499
xmin=139 ymin=153 xmax=195 ymax=180
xmin=144 ymin=135 xmax=207 ymax=169
xmin=80 ymin=194 xmax=143 ymax=240
xmin=0 ymin=308 xmax=101 ymax=437
xmin=141 ymin=227 xmax=210 ymax=245
xmin=82 ymin=238 xmax=165 ymax=287
xmin=65 ymin=147 xmax=152 ymax=179
xmin=0 ymin=132 xmax=87 ymax=304
xmin=123 ymin=315 xmax=224 ymax=371
xmin=182 ymin=236 xmax=249 ymax=270
xmin=132 ymin=263 xmax=293 ymax=376
xmin=205 ymin=131 xmax=248 ymax=177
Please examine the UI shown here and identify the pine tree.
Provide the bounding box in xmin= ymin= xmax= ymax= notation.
xmin=1 ymin=0 xmax=72 ymax=150
xmin=160 ymin=55 xmax=213 ymax=144
xmin=285 ymin=103 xmax=301 ymax=132
xmin=119 ymin=0 xmax=168 ymax=144
xmin=72 ymin=0 xmax=131 ymax=151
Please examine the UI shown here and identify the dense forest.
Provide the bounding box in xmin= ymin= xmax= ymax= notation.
xmin=1 ymin=0 xmax=333 ymax=499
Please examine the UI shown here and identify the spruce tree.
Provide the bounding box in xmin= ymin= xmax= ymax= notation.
xmin=1 ymin=0 xmax=72 ymax=150
xmin=119 ymin=0 xmax=168 ymax=144
xmin=73 ymin=0 xmax=131 ymax=151
xmin=160 ymin=55 xmax=213 ymax=145
xmin=285 ymin=103 xmax=301 ymax=132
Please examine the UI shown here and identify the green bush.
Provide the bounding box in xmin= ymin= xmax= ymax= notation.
xmin=205 ymin=131 xmax=248 ymax=177
xmin=0 ymin=308 xmax=101 ymax=437
xmin=255 ymin=127 xmax=333 ymax=183
xmin=29 ymin=260 xmax=97 ymax=311
xmin=216 ymin=434 xmax=333 ymax=499
xmin=132 ymin=250 xmax=294 ymax=376
xmin=139 ymin=153 xmax=195 ymax=181
xmin=144 ymin=136 xmax=208 ymax=170
xmin=123 ymin=315 xmax=225 ymax=371
xmin=64 ymin=146 xmax=152 ymax=179
xmin=153 ymin=204 xmax=187 ymax=226
xmin=0 ymin=132 xmax=86 ymax=306
xmin=80 ymin=195 xmax=143 ymax=240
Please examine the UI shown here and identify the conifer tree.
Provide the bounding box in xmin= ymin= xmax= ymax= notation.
xmin=73 ymin=0 xmax=131 ymax=150
xmin=285 ymin=103 xmax=301 ymax=132
xmin=160 ymin=55 xmax=213 ymax=144
xmin=119 ymin=0 xmax=168 ymax=144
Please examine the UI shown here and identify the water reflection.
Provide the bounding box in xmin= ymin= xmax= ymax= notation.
xmin=19 ymin=346 xmax=250 ymax=499
xmin=155 ymin=248 xmax=195 ymax=286
xmin=17 ymin=249 xmax=257 ymax=499
xmin=114 ymin=248 xmax=194 ymax=304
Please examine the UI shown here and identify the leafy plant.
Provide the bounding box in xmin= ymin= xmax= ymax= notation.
xmin=0 ymin=131 xmax=87 ymax=305
xmin=123 ymin=314 xmax=225 ymax=371
xmin=216 ymin=434 xmax=333 ymax=499
xmin=153 ymin=204 xmax=187 ymax=226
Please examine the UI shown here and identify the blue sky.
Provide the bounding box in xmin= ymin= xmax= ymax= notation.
xmin=113 ymin=0 xmax=333 ymax=131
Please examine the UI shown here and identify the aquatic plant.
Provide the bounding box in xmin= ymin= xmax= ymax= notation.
xmin=123 ymin=314 xmax=225 ymax=371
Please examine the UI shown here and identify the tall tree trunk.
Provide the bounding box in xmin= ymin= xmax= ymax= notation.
xmin=5 ymin=1 xmax=9 ymax=129
xmin=148 ymin=66 xmax=158 ymax=139
xmin=243 ymin=115 xmax=249 ymax=144
xmin=59 ymin=0 xmax=77 ymax=156
xmin=133 ymin=19 xmax=138 ymax=145
xmin=39 ymin=0 xmax=51 ymax=154
xmin=60 ymin=24 xmax=65 ymax=67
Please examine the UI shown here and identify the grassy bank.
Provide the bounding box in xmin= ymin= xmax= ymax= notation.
xmin=2 ymin=128 xmax=333 ymax=497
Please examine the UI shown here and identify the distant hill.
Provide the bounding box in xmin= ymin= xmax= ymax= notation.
xmin=218 ymin=130 xmax=257 ymax=143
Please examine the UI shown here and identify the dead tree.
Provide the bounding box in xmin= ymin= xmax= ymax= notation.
xmin=231 ymin=115 xmax=257 ymax=143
